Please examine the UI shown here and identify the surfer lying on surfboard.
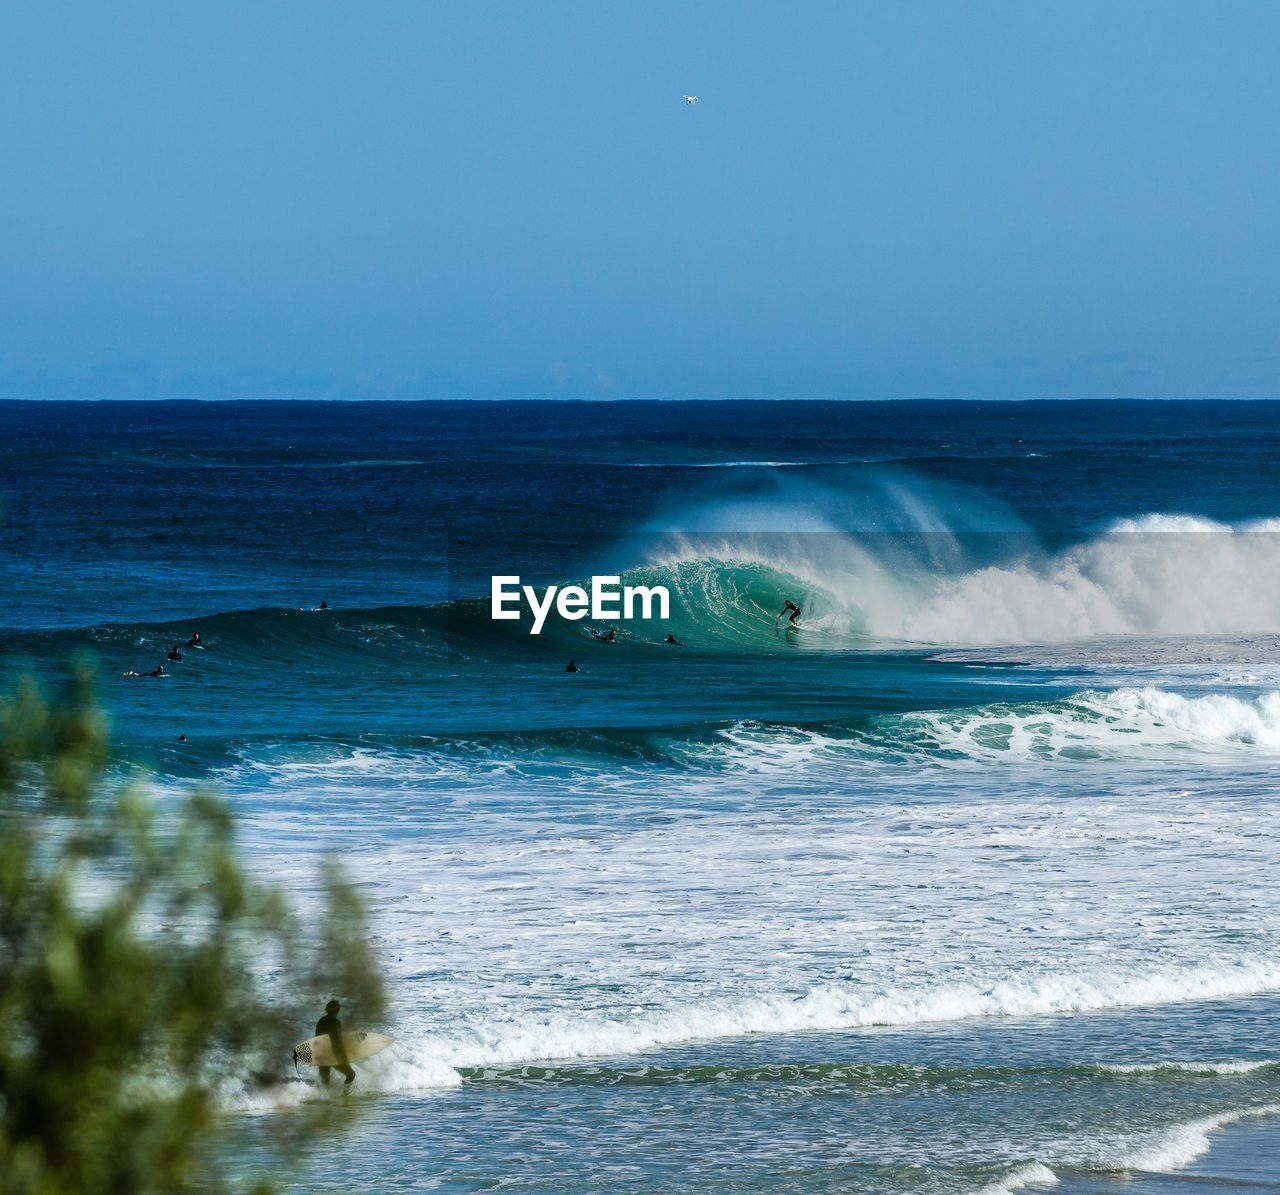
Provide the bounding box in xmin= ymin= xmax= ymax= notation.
xmin=775 ymin=599 xmax=801 ymax=626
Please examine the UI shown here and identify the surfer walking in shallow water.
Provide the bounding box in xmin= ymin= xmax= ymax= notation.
xmin=775 ymin=599 xmax=802 ymax=627
xmin=316 ymin=999 xmax=356 ymax=1089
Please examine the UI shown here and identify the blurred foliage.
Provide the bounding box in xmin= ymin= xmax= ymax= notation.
xmin=0 ymin=670 xmax=385 ymax=1194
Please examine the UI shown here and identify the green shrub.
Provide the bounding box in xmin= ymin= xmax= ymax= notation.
xmin=0 ymin=670 xmax=384 ymax=1193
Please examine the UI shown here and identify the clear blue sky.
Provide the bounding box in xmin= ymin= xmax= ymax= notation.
xmin=2 ymin=2 xmax=1278 ymax=400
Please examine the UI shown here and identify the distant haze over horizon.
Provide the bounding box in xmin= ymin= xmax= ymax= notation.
xmin=3 ymin=2 xmax=1278 ymax=401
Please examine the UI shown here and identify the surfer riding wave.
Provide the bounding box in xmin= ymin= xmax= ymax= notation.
xmin=775 ymin=599 xmax=801 ymax=627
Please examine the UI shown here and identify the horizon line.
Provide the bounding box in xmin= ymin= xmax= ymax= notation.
xmin=4 ymin=395 xmax=1280 ymax=405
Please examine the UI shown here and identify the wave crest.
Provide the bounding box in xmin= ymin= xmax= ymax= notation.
xmin=637 ymin=516 xmax=1280 ymax=648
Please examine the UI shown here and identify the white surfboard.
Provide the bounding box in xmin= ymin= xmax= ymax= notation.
xmin=293 ymin=1030 xmax=394 ymax=1067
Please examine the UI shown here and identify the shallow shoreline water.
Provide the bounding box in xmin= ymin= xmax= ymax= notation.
xmin=1054 ymin=1111 xmax=1280 ymax=1193
xmin=208 ymin=996 xmax=1280 ymax=1192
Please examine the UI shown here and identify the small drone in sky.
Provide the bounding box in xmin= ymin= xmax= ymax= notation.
xmin=683 ymin=95 xmax=698 ymax=106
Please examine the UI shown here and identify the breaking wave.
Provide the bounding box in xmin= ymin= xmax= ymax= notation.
xmin=399 ymin=956 xmax=1280 ymax=1074
xmin=634 ymin=511 xmax=1280 ymax=648
xmin=210 ymin=955 xmax=1280 ymax=1115
xmin=11 ymin=465 xmax=1280 ymax=659
xmin=1066 ymin=1102 xmax=1280 ymax=1174
xmin=192 ymin=686 xmax=1280 ymax=799
xmin=10 ymin=512 xmax=1280 ymax=664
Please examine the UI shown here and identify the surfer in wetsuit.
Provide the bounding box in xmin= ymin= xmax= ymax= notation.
xmin=148 ymin=664 xmax=166 ymax=678
xmin=594 ymin=628 xmax=617 ymax=642
xmin=167 ymin=644 xmax=183 ymax=662
xmin=187 ymin=631 xmax=202 ymax=647
xmin=566 ymin=659 xmax=580 ymax=673
xmin=316 ymin=999 xmax=355 ymax=1088
xmin=775 ymin=599 xmax=801 ymax=627
xmin=664 ymin=634 xmax=684 ymax=646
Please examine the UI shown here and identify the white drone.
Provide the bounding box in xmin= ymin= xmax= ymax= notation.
xmin=683 ymin=95 xmax=698 ymax=106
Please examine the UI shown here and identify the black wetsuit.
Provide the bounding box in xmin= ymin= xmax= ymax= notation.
xmin=315 ymin=1012 xmax=355 ymax=1086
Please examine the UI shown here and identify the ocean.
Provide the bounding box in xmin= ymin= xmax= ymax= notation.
xmin=4 ymin=398 xmax=1280 ymax=1192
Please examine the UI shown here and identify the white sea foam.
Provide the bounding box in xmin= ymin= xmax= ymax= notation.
xmin=912 ymin=687 xmax=1280 ymax=762
xmin=1099 ymin=1059 xmax=1275 ymax=1075
xmin=975 ymin=1162 xmax=1058 ymax=1195
xmin=1085 ymin=688 xmax=1280 ymax=747
xmin=642 ymin=481 xmax=1280 ymax=645
xmin=223 ymin=707 xmax=1280 ymax=1104
xmin=401 ymin=958 xmax=1280 ymax=1071
xmin=985 ymin=1102 xmax=1280 ymax=1191
xmin=694 ymin=687 xmax=1280 ymax=775
xmin=217 ymin=1052 xmax=463 ymax=1114
xmin=209 ymin=960 xmax=1280 ymax=1114
xmin=1085 ymin=1102 xmax=1280 ymax=1172
xmin=213 ymin=688 xmax=1280 ymax=812
xmin=896 ymin=517 xmax=1280 ymax=643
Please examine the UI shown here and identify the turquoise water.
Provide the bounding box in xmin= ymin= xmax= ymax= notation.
xmin=4 ymin=400 xmax=1280 ymax=1191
